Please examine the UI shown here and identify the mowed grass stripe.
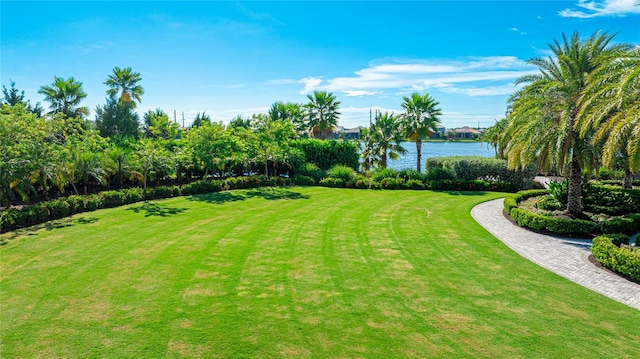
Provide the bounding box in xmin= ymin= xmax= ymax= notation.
xmin=1 ymin=187 xmax=639 ymax=358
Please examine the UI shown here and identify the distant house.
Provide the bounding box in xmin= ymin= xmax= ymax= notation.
xmin=432 ymin=124 xmax=447 ymax=139
xmin=334 ymin=126 xmax=363 ymax=139
xmin=454 ymin=126 xmax=481 ymax=139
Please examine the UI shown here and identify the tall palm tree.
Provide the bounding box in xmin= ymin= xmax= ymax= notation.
xmin=104 ymin=67 xmax=144 ymax=108
xmin=38 ymin=76 xmax=88 ymax=118
xmin=505 ymin=31 xmax=628 ymax=214
xmin=304 ymin=91 xmax=340 ymax=139
xmin=369 ymin=112 xmax=407 ymax=168
xmin=578 ymin=46 xmax=638 ymax=188
xmin=400 ymin=92 xmax=442 ymax=172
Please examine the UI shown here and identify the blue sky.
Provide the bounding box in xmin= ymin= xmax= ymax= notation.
xmin=2 ymin=0 xmax=639 ymax=128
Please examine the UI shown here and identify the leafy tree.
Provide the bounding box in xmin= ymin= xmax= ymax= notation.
xmin=134 ymin=139 xmax=173 ymax=189
xmin=105 ymin=145 xmax=136 ymax=188
xmin=94 ymin=96 xmax=141 ymax=139
xmin=578 ymin=46 xmax=639 ymax=188
xmin=400 ymin=92 xmax=442 ymax=172
xmin=143 ymin=108 xmax=178 ymax=139
xmin=269 ymin=101 xmax=306 ymax=136
xmin=480 ymin=118 xmax=508 ymax=159
xmin=252 ymin=114 xmax=301 ymax=178
xmin=191 ymin=111 xmax=212 ymax=128
xmin=38 ymin=76 xmax=89 ymax=118
xmin=368 ymin=112 xmax=407 ymax=169
xmin=185 ymin=122 xmax=246 ymax=177
xmin=228 ymin=115 xmax=252 ymax=130
xmin=104 ymin=66 xmax=144 ymax=108
xmin=505 ymin=31 xmax=627 ymax=214
xmin=1 ymin=81 xmax=25 ymax=106
xmin=304 ymin=91 xmax=340 ymax=139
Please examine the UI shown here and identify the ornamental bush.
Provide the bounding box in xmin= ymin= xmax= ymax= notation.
xmin=327 ymin=165 xmax=357 ymax=184
xmin=591 ymin=235 xmax=640 ymax=282
xmin=425 ymin=156 xmax=536 ymax=190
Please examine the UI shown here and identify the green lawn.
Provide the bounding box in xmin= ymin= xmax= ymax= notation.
xmin=1 ymin=187 xmax=638 ymax=358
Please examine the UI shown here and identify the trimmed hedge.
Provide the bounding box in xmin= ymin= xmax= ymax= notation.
xmin=591 ymin=235 xmax=640 ymax=282
xmin=425 ymin=156 xmax=536 ymax=190
xmin=0 ymin=175 xmax=280 ymax=233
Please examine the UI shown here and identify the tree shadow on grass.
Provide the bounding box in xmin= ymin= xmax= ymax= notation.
xmin=0 ymin=217 xmax=100 ymax=245
xmin=187 ymin=187 xmax=310 ymax=205
xmin=126 ymin=201 xmax=188 ymax=217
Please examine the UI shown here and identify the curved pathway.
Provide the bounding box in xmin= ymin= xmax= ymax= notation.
xmin=471 ymin=198 xmax=640 ymax=310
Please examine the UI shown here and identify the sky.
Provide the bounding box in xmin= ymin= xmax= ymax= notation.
xmin=2 ymin=0 xmax=639 ymax=129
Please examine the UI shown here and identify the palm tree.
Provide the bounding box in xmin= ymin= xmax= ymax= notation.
xmin=578 ymin=46 xmax=639 ymax=188
xmin=400 ymin=92 xmax=442 ymax=172
xmin=369 ymin=112 xmax=407 ymax=168
xmin=505 ymin=31 xmax=628 ymax=214
xmin=191 ymin=111 xmax=212 ymax=128
xmin=38 ymin=76 xmax=88 ymax=117
xmin=104 ymin=67 xmax=144 ymax=108
xmin=304 ymin=91 xmax=340 ymax=139
xmin=480 ymin=118 xmax=508 ymax=159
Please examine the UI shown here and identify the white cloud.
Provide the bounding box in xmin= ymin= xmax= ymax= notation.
xmin=559 ymin=0 xmax=640 ymax=18
xmin=299 ymin=57 xmax=537 ymax=97
xmin=434 ymin=83 xmax=521 ymax=97
xmin=298 ymin=77 xmax=323 ymax=94
xmin=510 ymin=27 xmax=527 ymax=35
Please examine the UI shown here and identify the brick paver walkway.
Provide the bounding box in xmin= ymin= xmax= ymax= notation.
xmin=471 ymin=198 xmax=640 ymax=310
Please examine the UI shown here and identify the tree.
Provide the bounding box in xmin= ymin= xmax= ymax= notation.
xmin=94 ymin=95 xmax=141 ymax=139
xmin=480 ymin=118 xmax=508 ymax=159
xmin=105 ymin=145 xmax=136 ymax=188
xmin=578 ymin=46 xmax=639 ymax=188
xmin=269 ymin=101 xmax=306 ymax=136
xmin=304 ymin=91 xmax=340 ymax=139
xmin=252 ymin=114 xmax=301 ymax=178
xmin=38 ymin=76 xmax=88 ymax=118
xmin=368 ymin=112 xmax=407 ymax=169
xmin=505 ymin=31 xmax=628 ymax=214
xmin=143 ymin=109 xmax=178 ymax=139
xmin=104 ymin=66 xmax=144 ymax=108
xmin=400 ymin=92 xmax=442 ymax=172
xmin=191 ymin=111 xmax=212 ymax=128
xmin=2 ymin=81 xmax=44 ymax=117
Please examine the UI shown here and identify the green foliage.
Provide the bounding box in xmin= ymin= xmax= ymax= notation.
xmin=425 ymin=156 xmax=536 ymax=190
xmin=181 ymin=180 xmax=224 ymax=196
xmin=371 ymin=168 xmax=399 ymax=182
xmin=326 ymin=165 xmax=357 ymax=184
xmin=379 ymin=177 xmax=405 ymax=190
xmin=425 ymin=167 xmax=456 ymax=181
xmin=599 ymin=214 xmax=640 ymax=235
xmin=583 ymin=183 xmax=640 ymax=215
xmin=94 ymin=96 xmax=141 ymax=139
xmin=292 ymin=139 xmax=359 ymax=171
xmin=509 ymin=208 xmax=596 ymax=235
xmin=591 ymin=235 xmax=640 ymax=281
xmin=536 ymin=195 xmax=564 ymax=211
xmin=548 ymin=180 xmax=568 ymax=206
xmin=405 ymin=179 xmax=425 ymax=190
xmin=293 ymin=175 xmax=315 ymax=186
xmin=297 ymin=162 xmax=325 ymax=183
xmin=319 ymin=177 xmax=346 ymax=188
xmin=397 ymin=169 xmax=427 ymax=182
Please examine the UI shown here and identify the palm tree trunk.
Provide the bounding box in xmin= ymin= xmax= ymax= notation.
xmin=381 ymin=153 xmax=388 ymax=168
xmin=623 ymin=169 xmax=633 ymax=189
xmin=566 ymin=154 xmax=583 ymax=215
xmin=416 ymin=139 xmax=422 ymax=173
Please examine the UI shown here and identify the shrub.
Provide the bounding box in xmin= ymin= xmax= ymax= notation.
xmin=398 ymin=169 xmax=427 ymax=182
xmin=293 ymin=175 xmax=315 ymax=186
xmin=379 ymin=177 xmax=405 ymax=190
xmin=297 ymin=162 xmax=325 ymax=183
xmin=425 ymin=156 xmax=536 ymax=190
xmin=591 ymin=235 xmax=640 ymax=282
xmin=537 ymin=195 xmax=564 ymax=211
xmin=327 ymin=165 xmax=357 ymax=184
xmin=292 ymin=139 xmax=360 ymax=170
xmin=371 ymin=168 xmax=399 ymax=182
xmin=355 ymin=177 xmax=371 ymax=189
xmin=153 ymin=185 xmax=179 ymax=199
xmin=548 ymin=180 xmax=568 ymax=206
xmin=268 ymin=176 xmax=284 ymax=187
xmin=583 ymin=183 xmax=640 ymax=215
xmin=405 ymin=179 xmax=425 ymax=190
xmin=599 ymin=214 xmax=640 ymax=235
xmin=509 ymin=207 xmax=596 ymax=235
xmin=319 ymin=177 xmax=346 ymax=188
xmin=181 ymin=180 xmax=224 ymax=195
xmin=426 ymin=167 xmax=456 ymax=181
xmin=503 ymin=190 xmax=548 ymax=213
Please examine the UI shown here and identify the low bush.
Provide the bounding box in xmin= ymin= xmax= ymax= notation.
xmin=371 ymin=168 xmax=399 ymax=182
xmin=425 ymin=156 xmax=536 ymax=190
xmin=583 ymin=183 xmax=640 ymax=215
xmin=425 ymin=167 xmax=456 ymax=181
xmin=591 ymin=235 xmax=640 ymax=282
xmin=598 ymin=214 xmax=640 ymax=235
xmin=293 ymin=175 xmax=315 ymax=186
xmin=327 ymin=165 xmax=357 ymax=184
xmin=268 ymin=176 xmax=285 ymax=187
xmin=405 ymin=179 xmax=425 ymax=190
xmin=319 ymin=177 xmax=346 ymax=188
xmin=536 ymin=195 xmax=564 ymax=211
xmin=379 ymin=177 xmax=405 ymax=190
xmin=509 ymin=207 xmax=596 ymax=235
xmin=398 ymin=169 xmax=427 ymax=182
xmin=297 ymin=162 xmax=325 ymax=183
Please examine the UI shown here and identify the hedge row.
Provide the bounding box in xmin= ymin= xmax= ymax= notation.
xmin=425 ymin=156 xmax=537 ymax=190
xmin=320 ymin=177 xmax=522 ymax=192
xmin=591 ymin=234 xmax=640 ymax=282
xmin=504 ymin=190 xmax=640 ymax=236
xmin=0 ymin=175 xmax=280 ymax=233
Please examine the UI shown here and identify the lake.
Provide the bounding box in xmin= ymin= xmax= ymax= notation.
xmin=386 ymin=141 xmax=496 ymax=171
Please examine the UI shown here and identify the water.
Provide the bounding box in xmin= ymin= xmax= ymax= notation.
xmin=387 ymin=141 xmax=496 ymax=171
